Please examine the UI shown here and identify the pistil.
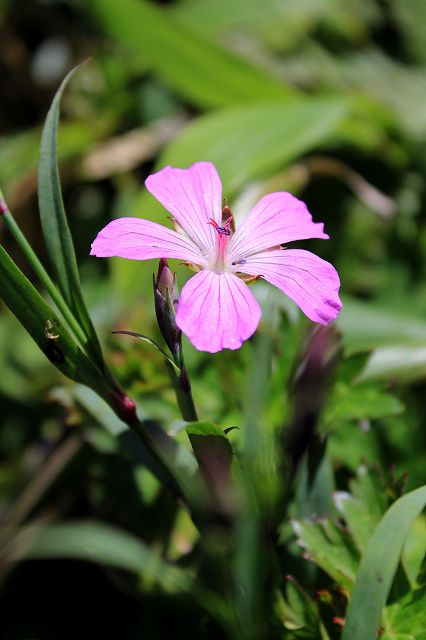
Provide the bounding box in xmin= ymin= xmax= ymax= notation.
xmin=208 ymin=213 xmax=233 ymax=272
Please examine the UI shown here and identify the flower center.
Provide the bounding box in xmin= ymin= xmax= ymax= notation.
xmin=208 ymin=212 xmax=233 ymax=272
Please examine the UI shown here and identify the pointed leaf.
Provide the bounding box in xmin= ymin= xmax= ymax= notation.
xmin=112 ymin=330 xmax=180 ymax=374
xmin=343 ymin=486 xmax=426 ymax=640
xmin=0 ymin=244 xmax=107 ymax=395
xmin=38 ymin=65 xmax=103 ymax=363
xmin=186 ymin=421 xmax=234 ymax=486
xmin=19 ymin=520 xmax=192 ymax=593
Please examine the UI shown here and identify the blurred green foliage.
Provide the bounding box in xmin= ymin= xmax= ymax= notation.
xmin=1 ymin=0 xmax=426 ymax=638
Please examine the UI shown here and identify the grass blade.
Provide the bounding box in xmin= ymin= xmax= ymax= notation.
xmin=18 ymin=521 xmax=192 ymax=593
xmin=38 ymin=64 xmax=104 ymax=365
xmin=0 ymin=244 xmax=107 ymax=396
xmin=342 ymin=485 xmax=426 ymax=640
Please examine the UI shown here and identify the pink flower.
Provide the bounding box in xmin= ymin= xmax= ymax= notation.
xmin=91 ymin=162 xmax=342 ymax=353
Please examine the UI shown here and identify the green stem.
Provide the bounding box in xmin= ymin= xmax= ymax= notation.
xmin=1 ymin=189 xmax=89 ymax=350
xmin=167 ymin=360 xmax=198 ymax=422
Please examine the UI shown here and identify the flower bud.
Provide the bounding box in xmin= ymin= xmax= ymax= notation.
xmin=153 ymin=258 xmax=181 ymax=364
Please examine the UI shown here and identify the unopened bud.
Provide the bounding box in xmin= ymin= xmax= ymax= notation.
xmin=153 ymin=258 xmax=181 ymax=364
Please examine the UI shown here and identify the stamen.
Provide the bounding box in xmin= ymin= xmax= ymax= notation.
xmin=232 ymin=258 xmax=247 ymax=266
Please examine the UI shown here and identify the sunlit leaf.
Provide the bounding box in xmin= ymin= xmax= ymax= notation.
xmin=291 ymin=516 xmax=359 ymax=591
xmin=89 ymin=0 xmax=292 ymax=109
xmin=343 ymin=485 xmax=426 ymax=640
xmin=38 ymin=65 xmax=104 ymax=365
xmin=157 ymin=98 xmax=348 ymax=195
xmin=0 ymin=244 xmax=107 ymax=396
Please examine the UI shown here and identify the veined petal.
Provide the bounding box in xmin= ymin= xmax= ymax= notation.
xmin=176 ymin=270 xmax=261 ymax=353
xmin=90 ymin=217 xmax=206 ymax=265
xmin=229 ymin=192 xmax=328 ymax=261
xmin=145 ymin=162 xmax=222 ymax=258
xmin=240 ymin=249 xmax=341 ymax=325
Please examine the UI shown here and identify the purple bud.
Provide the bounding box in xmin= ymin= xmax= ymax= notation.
xmin=153 ymin=258 xmax=181 ymax=363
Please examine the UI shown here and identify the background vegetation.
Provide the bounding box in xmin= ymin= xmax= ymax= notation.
xmin=0 ymin=1 xmax=425 ymax=638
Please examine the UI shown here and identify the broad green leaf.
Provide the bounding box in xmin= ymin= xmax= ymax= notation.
xmin=89 ymin=0 xmax=292 ymax=110
xmin=0 ymin=244 xmax=107 ymax=396
xmin=173 ymin=0 xmax=379 ymax=46
xmin=157 ymin=98 xmax=348 ymax=195
xmin=338 ymin=298 xmax=426 ymax=383
xmin=342 ymin=485 xmax=426 ymax=640
xmin=339 ymin=297 xmax=426 ymax=350
xmin=360 ymin=346 xmax=426 ymax=385
xmin=19 ymin=521 xmax=192 ymax=593
xmin=324 ymin=383 xmax=404 ymax=423
xmin=38 ymin=65 xmax=104 ymax=364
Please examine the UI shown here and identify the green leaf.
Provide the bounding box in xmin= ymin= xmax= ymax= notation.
xmin=89 ymin=0 xmax=292 ymax=110
xmin=280 ymin=578 xmax=321 ymax=636
xmin=324 ymin=383 xmax=404 ymax=423
xmin=0 ymin=244 xmax=107 ymax=396
xmin=112 ymin=330 xmax=180 ymax=374
xmin=359 ymin=346 xmax=426 ymax=385
xmin=0 ymin=115 xmax=114 ymax=194
xmin=19 ymin=520 xmax=192 ymax=593
xmin=382 ymin=586 xmax=426 ymax=640
xmin=186 ymin=421 xmax=234 ymax=486
xmin=157 ymin=98 xmax=348 ymax=195
xmin=338 ymin=297 xmax=426 ymax=351
xmin=38 ymin=65 xmax=104 ymax=364
xmin=391 ymin=0 xmax=426 ymax=64
xmin=291 ymin=517 xmax=359 ymax=591
xmin=294 ymin=449 xmax=334 ymax=518
xmin=342 ymin=485 xmax=426 ymax=640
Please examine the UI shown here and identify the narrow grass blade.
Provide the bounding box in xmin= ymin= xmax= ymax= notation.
xmin=38 ymin=64 xmax=104 ymax=365
xmin=0 ymin=244 xmax=107 ymax=396
xmin=342 ymin=485 xmax=426 ymax=640
xmin=112 ymin=330 xmax=180 ymax=374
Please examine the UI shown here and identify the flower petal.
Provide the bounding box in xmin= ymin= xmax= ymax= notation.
xmin=145 ymin=162 xmax=222 ymax=257
xmin=90 ymin=217 xmax=206 ymax=265
xmin=240 ymin=249 xmax=341 ymax=324
xmin=230 ymin=192 xmax=328 ymax=261
xmin=176 ymin=270 xmax=261 ymax=353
